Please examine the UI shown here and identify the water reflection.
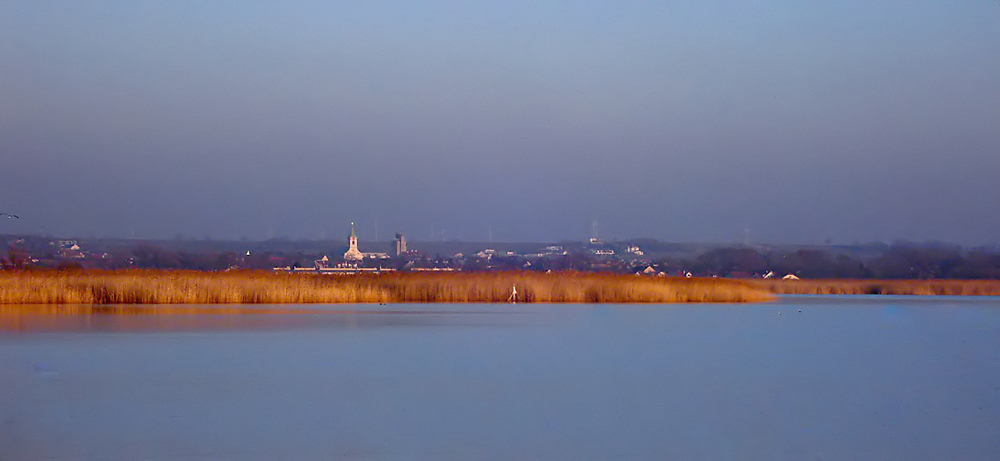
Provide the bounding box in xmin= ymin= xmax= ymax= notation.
xmin=0 ymin=304 xmax=536 ymax=333
xmin=3 ymin=297 xmax=1000 ymax=459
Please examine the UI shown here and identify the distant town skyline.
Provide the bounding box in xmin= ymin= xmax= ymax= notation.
xmin=2 ymin=2 xmax=998 ymax=245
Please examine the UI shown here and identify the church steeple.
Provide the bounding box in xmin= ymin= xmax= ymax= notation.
xmin=344 ymin=222 xmax=363 ymax=261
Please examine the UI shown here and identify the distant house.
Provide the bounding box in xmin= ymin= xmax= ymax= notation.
xmin=57 ymin=242 xmax=86 ymax=259
xmin=54 ymin=240 xmax=78 ymax=249
xmin=539 ymin=245 xmax=568 ymax=256
xmin=476 ymin=249 xmax=497 ymax=258
xmin=782 ymin=274 xmax=801 ymax=280
xmin=315 ymin=255 xmax=330 ymax=269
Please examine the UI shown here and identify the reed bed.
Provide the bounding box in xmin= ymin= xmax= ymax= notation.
xmin=756 ymin=279 xmax=1000 ymax=296
xmin=0 ymin=270 xmax=772 ymax=305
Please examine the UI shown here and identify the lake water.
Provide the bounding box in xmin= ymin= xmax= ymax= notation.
xmin=2 ymin=296 xmax=999 ymax=460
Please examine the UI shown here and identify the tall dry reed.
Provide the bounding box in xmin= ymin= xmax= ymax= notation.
xmin=0 ymin=270 xmax=772 ymax=304
xmin=755 ymin=279 xmax=1000 ymax=296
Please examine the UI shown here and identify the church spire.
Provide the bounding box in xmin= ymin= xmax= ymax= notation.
xmin=344 ymin=222 xmax=363 ymax=261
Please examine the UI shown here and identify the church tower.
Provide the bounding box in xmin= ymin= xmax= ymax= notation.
xmin=344 ymin=222 xmax=363 ymax=261
xmin=394 ymin=233 xmax=407 ymax=257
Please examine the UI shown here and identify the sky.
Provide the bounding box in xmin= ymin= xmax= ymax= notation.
xmin=1 ymin=1 xmax=998 ymax=244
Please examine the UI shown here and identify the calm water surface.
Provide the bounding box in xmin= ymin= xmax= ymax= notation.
xmin=1 ymin=296 xmax=999 ymax=460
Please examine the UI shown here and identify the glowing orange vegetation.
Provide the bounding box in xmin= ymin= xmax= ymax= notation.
xmin=0 ymin=270 xmax=772 ymax=305
xmin=755 ymin=279 xmax=1000 ymax=296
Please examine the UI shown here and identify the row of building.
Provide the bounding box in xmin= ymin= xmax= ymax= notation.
xmin=274 ymin=224 xmax=408 ymax=273
xmin=273 ymin=223 xmax=650 ymax=274
xmin=342 ymin=223 xmax=407 ymax=261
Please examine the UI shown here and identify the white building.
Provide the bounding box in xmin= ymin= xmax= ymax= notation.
xmin=344 ymin=223 xmax=363 ymax=261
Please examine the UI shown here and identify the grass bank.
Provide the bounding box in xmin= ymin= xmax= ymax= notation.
xmin=756 ymin=279 xmax=1000 ymax=296
xmin=0 ymin=270 xmax=772 ymax=304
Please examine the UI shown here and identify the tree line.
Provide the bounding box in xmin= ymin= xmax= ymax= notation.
xmin=673 ymin=244 xmax=1000 ymax=279
xmin=3 ymin=237 xmax=1000 ymax=279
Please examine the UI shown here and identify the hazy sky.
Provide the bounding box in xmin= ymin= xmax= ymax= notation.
xmin=2 ymin=1 xmax=998 ymax=244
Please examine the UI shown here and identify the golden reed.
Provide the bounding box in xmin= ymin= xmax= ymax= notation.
xmin=755 ymin=279 xmax=1000 ymax=296
xmin=0 ymin=270 xmax=772 ymax=305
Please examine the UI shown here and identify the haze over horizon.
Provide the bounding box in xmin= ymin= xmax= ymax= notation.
xmin=2 ymin=2 xmax=998 ymax=245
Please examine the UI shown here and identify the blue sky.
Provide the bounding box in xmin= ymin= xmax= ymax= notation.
xmin=1 ymin=1 xmax=998 ymax=244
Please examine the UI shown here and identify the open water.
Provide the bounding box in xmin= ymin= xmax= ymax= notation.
xmin=1 ymin=296 xmax=999 ymax=460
